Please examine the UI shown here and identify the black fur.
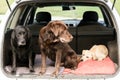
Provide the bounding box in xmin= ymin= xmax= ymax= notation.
xmin=3 ymin=25 xmax=35 ymax=74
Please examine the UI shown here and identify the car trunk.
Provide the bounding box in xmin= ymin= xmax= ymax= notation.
xmin=4 ymin=24 xmax=118 ymax=78
xmin=3 ymin=0 xmax=119 ymax=79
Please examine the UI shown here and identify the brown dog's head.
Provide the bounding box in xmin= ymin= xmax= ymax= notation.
xmin=64 ymin=51 xmax=80 ymax=69
xmin=40 ymin=20 xmax=73 ymax=43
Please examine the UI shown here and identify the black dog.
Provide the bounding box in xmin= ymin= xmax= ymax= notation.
xmin=3 ymin=25 xmax=35 ymax=74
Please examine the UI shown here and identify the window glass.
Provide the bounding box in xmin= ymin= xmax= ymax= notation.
xmin=35 ymin=6 xmax=104 ymax=23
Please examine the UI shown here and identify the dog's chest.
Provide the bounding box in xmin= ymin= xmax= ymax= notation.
xmin=16 ymin=48 xmax=29 ymax=60
xmin=44 ymin=46 xmax=56 ymax=61
xmin=43 ymin=43 xmax=66 ymax=61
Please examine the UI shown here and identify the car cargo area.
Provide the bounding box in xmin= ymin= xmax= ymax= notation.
xmin=5 ymin=25 xmax=118 ymax=78
xmin=2 ymin=1 xmax=119 ymax=79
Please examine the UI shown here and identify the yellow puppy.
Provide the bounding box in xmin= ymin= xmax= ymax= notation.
xmin=81 ymin=45 xmax=108 ymax=61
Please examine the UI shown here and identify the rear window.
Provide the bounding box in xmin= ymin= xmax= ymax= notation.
xmin=34 ymin=6 xmax=105 ymax=25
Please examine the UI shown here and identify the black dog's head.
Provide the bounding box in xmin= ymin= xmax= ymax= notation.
xmin=11 ymin=25 xmax=31 ymax=47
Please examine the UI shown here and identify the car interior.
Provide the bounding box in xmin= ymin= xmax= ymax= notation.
xmin=3 ymin=2 xmax=118 ymax=78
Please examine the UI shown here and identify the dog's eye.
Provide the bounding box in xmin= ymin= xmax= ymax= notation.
xmin=72 ymin=56 xmax=77 ymax=59
xmin=82 ymin=54 xmax=85 ymax=56
xmin=86 ymin=56 xmax=89 ymax=58
xmin=18 ymin=32 xmax=26 ymax=35
xmin=22 ymin=32 xmax=25 ymax=34
xmin=72 ymin=57 xmax=75 ymax=59
xmin=61 ymin=31 xmax=64 ymax=34
xmin=48 ymin=30 xmax=52 ymax=34
xmin=18 ymin=32 xmax=22 ymax=35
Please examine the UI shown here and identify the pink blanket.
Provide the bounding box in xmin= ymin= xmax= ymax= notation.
xmin=63 ymin=57 xmax=115 ymax=75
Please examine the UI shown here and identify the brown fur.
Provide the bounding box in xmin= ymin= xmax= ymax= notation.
xmin=39 ymin=20 xmax=80 ymax=76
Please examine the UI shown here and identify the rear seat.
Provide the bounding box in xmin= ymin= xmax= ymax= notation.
xmin=27 ymin=11 xmax=115 ymax=55
xmin=28 ymin=12 xmax=51 ymax=35
xmin=76 ymin=25 xmax=115 ymax=54
xmin=71 ymin=11 xmax=115 ymax=54
xmin=27 ymin=12 xmax=51 ymax=54
xmin=78 ymin=11 xmax=103 ymax=26
xmin=68 ymin=27 xmax=77 ymax=52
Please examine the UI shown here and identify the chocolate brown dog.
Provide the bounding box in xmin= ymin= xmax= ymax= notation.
xmin=39 ymin=20 xmax=80 ymax=76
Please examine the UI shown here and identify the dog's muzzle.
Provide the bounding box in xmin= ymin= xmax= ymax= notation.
xmin=59 ymin=35 xmax=73 ymax=43
xmin=18 ymin=39 xmax=26 ymax=46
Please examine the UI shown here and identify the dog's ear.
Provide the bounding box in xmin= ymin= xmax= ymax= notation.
xmin=11 ymin=30 xmax=15 ymax=40
xmin=48 ymin=22 xmax=59 ymax=37
xmin=48 ymin=21 xmax=67 ymax=37
xmin=82 ymin=50 xmax=86 ymax=54
xmin=11 ymin=29 xmax=18 ymax=47
xmin=25 ymin=27 xmax=32 ymax=39
xmin=43 ymin=30 xmax=51 ymax=42
xmin=40 ymin=27 xmax=52 ymax=42
xmin=77 ymin=56 xmax=81 ymax=63
xmin=50 ymin=27 xmax=58 ymax=37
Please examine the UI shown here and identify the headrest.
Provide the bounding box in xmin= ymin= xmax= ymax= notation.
xmin=36 ymin=12 xmax=51 ymax=23
xmin=82 ymin=11 xmax=98 ymax=22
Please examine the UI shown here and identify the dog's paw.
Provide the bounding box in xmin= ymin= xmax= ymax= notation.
xmin=51 ymin=70 xmax=59 ymax=78
xmin=11 ymin=69 xmax=16 ymax=74
xmin=39 ymin=68 xmax=46 ymax=75
xmin=30 ymin=69 xmax=34 ymax=72
xmin=71 ymin=66 xmax=77 ymax=70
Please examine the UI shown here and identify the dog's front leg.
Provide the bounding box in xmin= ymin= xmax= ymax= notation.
xmin=11 ymin=50 xmax=16 ymax=74
xmin=29 ymin=51 xmax=34 ymax=72
xmin=11 ymin=39 xmax=16 ymax=74
xmin=52 ymin=50 xmax=61 ymax=77
xmin=39 ymin=51 xmax=46 ymax=75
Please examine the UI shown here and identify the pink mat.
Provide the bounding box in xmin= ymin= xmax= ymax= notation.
xmin=63 ymin=57 xmax=115 ymax=75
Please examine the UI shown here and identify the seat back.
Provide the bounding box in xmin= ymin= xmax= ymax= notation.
xmin=77 ymin=25 xmax=115 ymax=54
xmin=27 ymin=12 xmax=51 ymax=54
xmin=78 ymin=11 xmax=102 ymax=26
xmin=35 ymin=12 xmax=51 ymax=25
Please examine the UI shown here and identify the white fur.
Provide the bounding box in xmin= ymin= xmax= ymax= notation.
xmin=81 ymin=45 xmax=108 ymax=61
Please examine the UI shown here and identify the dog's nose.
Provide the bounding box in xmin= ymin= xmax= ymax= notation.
xmin=70 ymin=35 xmax=73 ymax=41
xmin=19 ymin=40 xmax=26 ymax=46
xmin=21 ymin=41 xmax=25 ymax=44
xmin=80 ymin=59 xmax=83 ymax=61
xmin=71 ymin=35 xmax=73 ymax=39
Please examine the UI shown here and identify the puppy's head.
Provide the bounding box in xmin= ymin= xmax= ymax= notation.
xmin=64 ymin=51 xmax=80 ymax=69
xmin=80 ymin=50 xmax=93 ymax=61
xmin=12 ymin=25 xmax=31 ymax=46
xmin=47 ymin=20 xmax=73 ymax=43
